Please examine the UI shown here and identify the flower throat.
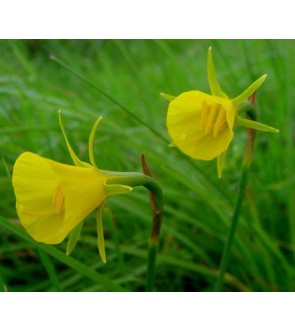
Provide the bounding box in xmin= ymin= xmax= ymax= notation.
xmin=199 ymin=101 xmax=227 ymax=138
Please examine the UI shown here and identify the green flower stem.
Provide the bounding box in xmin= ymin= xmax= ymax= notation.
xmin=214 ymin=102 xmax=256 ymax=292
xmin=106 ymin=171 xmax=163 ymax=291
xmin=214 ymin=165 xmax=249 ymax=291
xmin=105 ymin=171 xmax=164 ymax=216
xmin=146 ymin=241 xmax=158 ymax=291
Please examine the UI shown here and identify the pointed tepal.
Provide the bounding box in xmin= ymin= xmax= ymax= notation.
xmin=58 ymin=110 xmax=91 ymax=168
xmin=232 ymin=75 xmax=267 ymax=107
xmin=236 ymin=117 xmax=279 ymax=133
xmin=88 ymin=116 xmax=103 ymax=169
xmin=207 ymin=47 xmax=228 ymax=98
xmin=96 ymin=203 xmax=106 ymax=263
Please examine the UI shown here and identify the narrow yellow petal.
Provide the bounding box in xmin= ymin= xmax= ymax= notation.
xmin=58 ymin=110 xmax=91 ymax=168
xmin=236 ymin=116 xmax=279 ymax=133
xmin=66 ymin=221 xmax=84 ymax=255
xmin=88 ymin=116 xmax=103 ymax=169
xmin=104 ymin=183 xmax=133 ymax=196
xmin=232 ymin=74 xmax=267 ymax=107
xmin=97 ymin=203 xmax=106 ymax=263
xmin=207 ymin=47 xmax=228 ymax=98
xmin=160 ymin=92 xmax=176 ymax=102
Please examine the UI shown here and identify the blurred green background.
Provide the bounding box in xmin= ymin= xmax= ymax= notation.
xmin=0 ymin=40 xmax=293 ymax=291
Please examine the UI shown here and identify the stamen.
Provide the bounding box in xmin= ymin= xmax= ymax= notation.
xmin=213 ymin=107 xmax=226 ymax=137
xmin=52 ymin=182 xmax=65 ymax=214
xmin=204 ymin=104 xmax=217 ymax=134
xmin=198 ymin=102 xmax=228 ymax=139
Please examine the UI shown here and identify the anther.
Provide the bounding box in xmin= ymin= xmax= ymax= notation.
xmin=52 ymin=182 xmax=65 ymax=214
xmin=204 ymin=104 xmax=217 ymax=134
xmin=213 ymin=107 xmax=226 ymax=137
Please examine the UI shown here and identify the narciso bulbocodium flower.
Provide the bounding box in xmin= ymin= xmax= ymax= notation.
xmin=12 ymin=112 xmax=163 ymax=262
xmin=161 ymin=47 xmax=279 ymax=177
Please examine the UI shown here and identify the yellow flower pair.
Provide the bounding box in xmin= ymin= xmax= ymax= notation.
xmin=161 ymin=47 xmax=279 ymax=177
xmin=12 ymin=47 xmax=279 ymax=262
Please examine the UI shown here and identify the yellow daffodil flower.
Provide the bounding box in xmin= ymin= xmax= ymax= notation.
xmin=13 ymin=151 xmax=112 ymax=245
xmin=161 ymin=47 xmax=279 ymax=177
xmin=12 ymin=112 xmax=159 ymax=263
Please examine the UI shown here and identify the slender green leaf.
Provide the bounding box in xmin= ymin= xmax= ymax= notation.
xmin=37 ymin=249 xmax=62 ymax=291
xmin=0 ymin=216 xmax=127 ymax=292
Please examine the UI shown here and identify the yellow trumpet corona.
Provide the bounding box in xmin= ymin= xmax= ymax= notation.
xmin=13 ymin=151 xmax=109 ymax=244
xmin=166 ymin=91 xmax=236 ymax=161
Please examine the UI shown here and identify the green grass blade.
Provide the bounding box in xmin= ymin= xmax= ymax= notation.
xmin=0 ymin=269 xmax=6 ymax=292
xmin=2 ymin=157 xmax=12 ymax=181
xmin=37 ymin=249 xmax=62 ymax=291
xmin=104 ymin=205 xmax=126 ymax=273
xmin=0 ymin=215 xmax=127 ymax=292
xmin=50 ymin=55 xmax=168 ymax=143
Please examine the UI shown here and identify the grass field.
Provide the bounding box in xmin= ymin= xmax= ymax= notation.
xmin=0 ymin=39 xmax=294 ymax=292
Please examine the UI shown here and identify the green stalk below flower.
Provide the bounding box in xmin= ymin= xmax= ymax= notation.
xmin=214 ymin=96 xmax=257 ymax=291
xmin=214 ymin=165 xmax=249 ymax=291
xmin=106 ymin=166 xmax=164 ymax=292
